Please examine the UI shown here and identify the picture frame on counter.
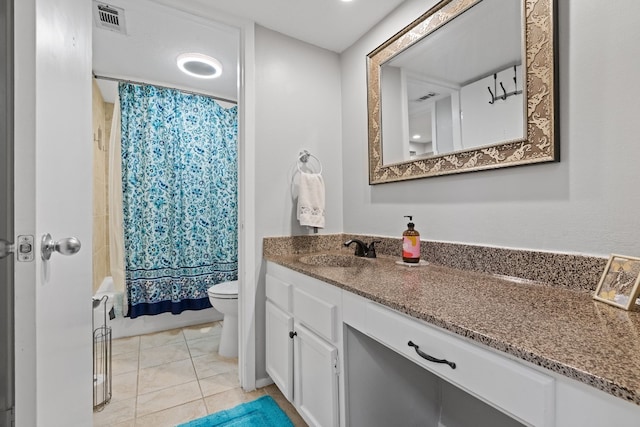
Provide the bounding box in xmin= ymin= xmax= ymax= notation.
xmin=593 ymin=254 xmax=640 ymax=310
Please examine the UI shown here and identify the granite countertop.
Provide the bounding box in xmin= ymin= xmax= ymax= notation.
xmin=265 ymin=250 xmax=640 ymax=406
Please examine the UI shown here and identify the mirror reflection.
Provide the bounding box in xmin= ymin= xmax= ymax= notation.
xmin=380 ymin=0 xmax=524 ymax=165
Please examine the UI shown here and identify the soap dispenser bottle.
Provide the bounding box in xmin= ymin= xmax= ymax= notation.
xmin=402 ymin=216 xmax=420 ymax=263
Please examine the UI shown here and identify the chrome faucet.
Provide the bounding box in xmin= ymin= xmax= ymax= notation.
xmin=344 ymin=239 xmax=381 ymax=258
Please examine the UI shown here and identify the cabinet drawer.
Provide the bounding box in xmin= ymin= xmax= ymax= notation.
xmin=366 ymin=302 xmax=554 ymax=427
xmin=293 ymin=287 xmax=337 ymax=343
xmin=266 ymin=274 xmax=292 ymax=312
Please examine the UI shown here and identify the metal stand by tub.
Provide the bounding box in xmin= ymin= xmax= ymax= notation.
xmin=92 ymin=295 xmax=112 ymax=411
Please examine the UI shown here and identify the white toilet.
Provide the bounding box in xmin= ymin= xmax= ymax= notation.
xmin=207 ymin=280 xmax=239 ymax=358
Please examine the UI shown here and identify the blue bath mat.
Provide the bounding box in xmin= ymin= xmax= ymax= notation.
xmin=177 ymin=395 xmax=293 ymax=427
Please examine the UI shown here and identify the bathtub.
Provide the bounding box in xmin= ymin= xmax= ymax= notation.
xmin=93 ymin=277 xmax=223 ymax=339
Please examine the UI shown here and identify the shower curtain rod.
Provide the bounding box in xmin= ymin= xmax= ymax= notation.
xmin=92 ymin=74 xmax=237 ymax=105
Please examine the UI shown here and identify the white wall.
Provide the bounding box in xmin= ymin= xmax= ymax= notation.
xmin=254 ymin=25 xmax=343 ymax=238
xmin=341 ymin=0 xmax=640 ymax=257
xmin=254 ymin=25 xmax=343 ymax=380
xmin=460 ymin=65 xmax=524 ymax=148
xmin=434 ymin=96 xmax=454 ymax=153
xmin=381 ymin=66 xmax=408 ymax=164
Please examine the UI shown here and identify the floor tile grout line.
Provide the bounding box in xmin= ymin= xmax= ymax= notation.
xmin=135 ymin=395 xmax=205 ymax=422
xmin=135 ymin=325 xmax=213 ymax=421
xmin=136 ymin=329 xmax=185 ymax=424
xmin=97 ymin=322 xmax=236 ymax=425
xmin=134 ymin=335 xmax=141 ymax=423
xmin=134 ymin=328 xmax=209 ymax=422
xmin=184 ymin=325 xmax=208 ymax=406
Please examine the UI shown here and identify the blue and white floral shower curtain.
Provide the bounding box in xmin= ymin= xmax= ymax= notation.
xmin=119 ymin=82 xmax=238 ymax=318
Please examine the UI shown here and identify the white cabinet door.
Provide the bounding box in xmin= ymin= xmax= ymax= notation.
xmin=294 ymin=322 xmax=339 ymax=427
xmin=266 ymin=301 xmax=294 ymax=401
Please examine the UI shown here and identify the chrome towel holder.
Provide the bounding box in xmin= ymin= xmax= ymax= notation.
xmin=297 ymin=150 xmax=323 ymax=174
xmin=296 ymin=150 xmax=323 ymax=234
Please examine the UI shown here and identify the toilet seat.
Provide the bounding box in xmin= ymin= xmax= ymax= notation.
xmin=207 ymin=280 xmax=238 ymax=300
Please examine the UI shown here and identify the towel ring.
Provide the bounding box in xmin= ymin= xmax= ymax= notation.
xmin=297 ymin=150 xmax=323 ymax=174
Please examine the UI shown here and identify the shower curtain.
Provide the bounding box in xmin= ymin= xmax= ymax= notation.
xmin=119 ymin=82 xmax=238 ymax=318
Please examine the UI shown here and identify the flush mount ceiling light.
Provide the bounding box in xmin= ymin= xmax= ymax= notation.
xmin=176 ymin=53 xmax=222 ymax=79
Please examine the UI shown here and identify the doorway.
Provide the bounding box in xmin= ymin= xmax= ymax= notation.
xmin=93 ymin=1 xmax=254 ymax=382
xmin=10 ymin=2 xmax=255 ymax=423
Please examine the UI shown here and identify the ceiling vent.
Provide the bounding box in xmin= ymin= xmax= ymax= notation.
xmin=416 ymin=92 xmax=438 ymax=102
xmin=93 ymin=2 xmax=127 ymax=35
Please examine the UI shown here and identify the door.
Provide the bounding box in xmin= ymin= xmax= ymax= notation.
xmin=12 ymin=0 xmax=93 ymax=425
xmin=265 ymin=301 xmax=294 ymax=401
xmin=1 ymin=0 xmax=14 ymax=425
xmin=294 ymin=322 xmax=339 ymax=427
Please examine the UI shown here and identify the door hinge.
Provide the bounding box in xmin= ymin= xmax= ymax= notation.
xmin=1 ymin=407 xmax=15 ymax=427
xmin=333 ymin=356 xmax=340 ymax=375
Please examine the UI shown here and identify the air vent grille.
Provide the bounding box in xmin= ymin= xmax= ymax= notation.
xmin=416 ymin=92 xmax=438 ymax=102
xmin=93 ymin=2 xmax=127 ymax=34
xmin=98 ymin=5 xmax=119 ymax=26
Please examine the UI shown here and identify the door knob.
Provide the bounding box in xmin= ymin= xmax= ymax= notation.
xmin=41 ymin=233 xmax=82 ymax=261
xmin=0 ymin=239 xmax=14 ymax=260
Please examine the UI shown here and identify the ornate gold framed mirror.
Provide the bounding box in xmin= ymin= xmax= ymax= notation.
xmin=367 ymin=0 xmax=557 ymax=184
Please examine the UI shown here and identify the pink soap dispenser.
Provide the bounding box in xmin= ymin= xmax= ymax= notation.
xmin=402 ymin=216 xmax=420 ymax=263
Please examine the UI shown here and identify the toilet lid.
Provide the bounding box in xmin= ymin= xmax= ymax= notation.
xmin=208 ymin=281 xmax=238 ymax=299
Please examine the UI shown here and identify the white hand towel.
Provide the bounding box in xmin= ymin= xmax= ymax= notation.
xmin=297 ymin=172 xmax=325 ymax=228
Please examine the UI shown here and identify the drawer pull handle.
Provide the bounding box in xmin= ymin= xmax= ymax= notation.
xmin=408 ymin=341 xmax=456 ymax=369
xmin=289 ymin=331 xmax=297 ymax=339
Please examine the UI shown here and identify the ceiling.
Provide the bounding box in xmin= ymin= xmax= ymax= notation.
xmin=93 ymin=0 xmax=241 ymax=103
xmin=181 ymin=0 xmax=407 ymax=53
xmin=93 ymin=0 xmax=407 ymax=103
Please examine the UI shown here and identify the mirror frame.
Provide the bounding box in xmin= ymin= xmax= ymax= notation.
xmin=367 ymin=0 xmax=557 ymax=184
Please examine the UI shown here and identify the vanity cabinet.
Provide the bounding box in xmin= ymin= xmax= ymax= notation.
xmin=266 ymin=261 xmax=640 ymax=427
xmin=343 ymin=291 xmax=554 ymax=427
xmin=265 ymin=264 xmax=342 ymax=427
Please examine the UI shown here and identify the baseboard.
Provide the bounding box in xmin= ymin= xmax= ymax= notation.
xmin=255 ymin=377 xmax=274 ymax=389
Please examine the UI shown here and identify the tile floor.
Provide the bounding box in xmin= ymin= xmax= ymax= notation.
xmin=93 ymin=321 xmax=307 ymax=426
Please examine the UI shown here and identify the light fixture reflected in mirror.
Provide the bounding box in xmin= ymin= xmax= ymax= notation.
xmin=176 ymin=53 xmax=223 ymax=79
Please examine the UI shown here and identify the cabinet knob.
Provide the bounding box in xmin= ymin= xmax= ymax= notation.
xmin=289 ymin=331 xmax=297 ymax=339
